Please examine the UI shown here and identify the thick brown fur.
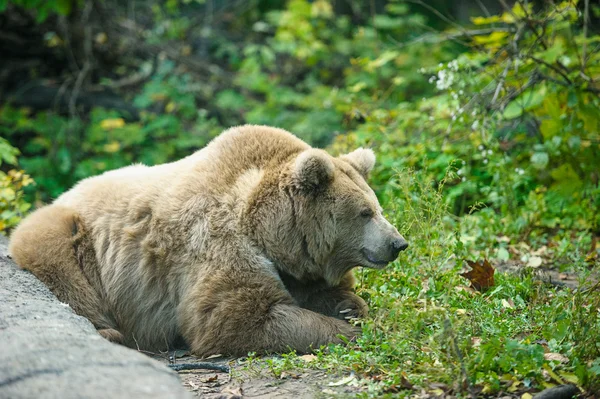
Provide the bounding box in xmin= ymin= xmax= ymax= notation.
xmin=9 ymin=125 xmax=406 ymax=357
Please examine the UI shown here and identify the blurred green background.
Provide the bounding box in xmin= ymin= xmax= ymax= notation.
xmin=0 ymin=0 xmax=598 ymax=234
xmin=1 ymin=0 xmax=599 ymax=395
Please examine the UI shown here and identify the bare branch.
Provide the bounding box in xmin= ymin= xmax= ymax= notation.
xmin=582 ymin=0 xmax=590 ymax=73
xmin=491 ymin=59 xmax=512 ymax=106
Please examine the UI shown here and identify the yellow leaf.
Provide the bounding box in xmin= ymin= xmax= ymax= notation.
xmin=299 ymin=354 xmax=317 ymax=362
xmin=558 ymin=372 xmax=579 ymax=384
xmin=542 ymin=363 xmax=565 ymax=385
xmin=165 ymin=102 xmax=176 ymax=113
xmin=181 ymin=45 xmax=192 ymax=56
xmin=311 ymin=0 xmax=333 ymax=18
xmin=95 ymin=32 xmax=108 ymax=45
xmin=521 ymin=393 xmax=533 ymax=399
xmin=501 ymin=12 xmax=515 ymax=23
xmin=473 ymin=31 xmax=509 ymax=46
xmin=481 ymin=384 xmax=494 ymax=394
xmin=100 ymin=118 xmax=125 ymax=130
xmin=471 ymin=15 xmax=502 ymax=25
xmin=103 ymin=142 xmax=121 ymax=153
xmin=508 ymin=380 xmax=521 ymax=393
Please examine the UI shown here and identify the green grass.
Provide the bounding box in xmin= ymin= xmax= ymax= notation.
xmin=243 ymin=168 xmax=600 ymax=398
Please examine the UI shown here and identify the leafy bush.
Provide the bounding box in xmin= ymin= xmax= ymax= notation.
xmin=0 ymin=137 xmax=33 ymax=234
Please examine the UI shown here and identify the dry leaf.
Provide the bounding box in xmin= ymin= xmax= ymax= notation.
xmin=471 ymin=337 xmax=482 ymax=347
xmin=328 ymin=375 xmax=356 ymax=386
xmin=501 ymin=299 xmax=515 ymax=309
xmin=527 ymin=256 xmax=543 ymax=268
xmin=497 ymin=235 xmax=511 ymax=243
xmin=455 ymin=285 xmax=477 ymax=295
xmin=221 ymin=387 xmax=243 ymax=398
xmin=460 ymin=259 xmax=495 ymax=292
xmin=544 ymin=353 xmax=569 ymax=363
xmin=299 ymin=354 xmax=317 ymax=362
xmin=202 ymin=375 xmax=218 ymax=383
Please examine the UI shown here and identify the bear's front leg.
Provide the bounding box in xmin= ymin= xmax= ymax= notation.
xmin=178 ymin=275 xmax=360 ymax=357
xmin=285 ymin=271 xmax=369 ymax=320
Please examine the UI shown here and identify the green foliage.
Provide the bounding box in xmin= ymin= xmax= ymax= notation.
xmin=0 ymin=76 xmax=221 ymax=200
xmin=0 ymin=0 xmax=75 ymax=22
xmin=0 ymin=138 xmax=33 ymax=234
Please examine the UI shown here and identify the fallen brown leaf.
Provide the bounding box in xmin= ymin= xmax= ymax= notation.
xmin=221 ymin=386 xmax=243 ymax=398
xmin=544 ymin=353 xmax=569 ymax=363
xmin=299 ymin=354 xmax=317 ymax=362
xmin=460 ymin=259 xmax=495 ymax=292
xmin=202 ymin=375 xmax=218 ymax=383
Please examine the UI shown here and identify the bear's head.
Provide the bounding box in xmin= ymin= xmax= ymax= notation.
xmin=243 ymin=147 xmax=407 ymax=285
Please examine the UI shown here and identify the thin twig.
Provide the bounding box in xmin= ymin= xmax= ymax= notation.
xmin=168 ymin=362 xmax=230 ymax=373
xmin=405 ymin=0 xmax=469 ymax=35
xmin=475 ymin=0 xmax=491 ymax=18
xmin=69 ymin=1 xmax=94 ymax=118
xmin=528 ymin=56 xmax=572 ymax=85
xmin=444 ymin=318 xmax=475 ymax=398
xmin=491 ymin=59 xmax=512 ymax=106
xmin=582 ymin=0 xmax=590 ymax=73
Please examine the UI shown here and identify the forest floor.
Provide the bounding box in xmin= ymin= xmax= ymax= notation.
xmin=153 ymin=352 xmax=360 ymax=398
xmin=147 ymin=263 xmax=592 ymax=399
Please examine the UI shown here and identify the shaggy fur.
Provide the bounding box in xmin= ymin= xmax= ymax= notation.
xmin=9 ymin=125 xmax=407 ymax=356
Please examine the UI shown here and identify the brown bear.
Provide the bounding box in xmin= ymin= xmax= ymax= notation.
xmin=9 ymin=125 xmax=407 ymax=356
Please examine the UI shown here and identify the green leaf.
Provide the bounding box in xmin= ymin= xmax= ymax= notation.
xmin=531 ymin=152 xmax=549 ymax=170
xmin=550 ymin=164 xmax=583 ymax=195
xmin=502 ymin=101 xmax=523 ymax=119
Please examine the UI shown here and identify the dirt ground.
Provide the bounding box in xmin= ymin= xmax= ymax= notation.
xmin=150 ymin=352 xmax=362 ymax=398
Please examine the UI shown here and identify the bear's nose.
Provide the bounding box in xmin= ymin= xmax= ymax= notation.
xmin=391 ymin=238 xmax=409 ymax=256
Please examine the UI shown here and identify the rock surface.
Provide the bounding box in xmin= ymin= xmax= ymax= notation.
xmin=0 ymin=235 xmax=191 ymax=399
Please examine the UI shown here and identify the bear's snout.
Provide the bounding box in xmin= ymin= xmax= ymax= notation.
xmin=390 ymin=237 xmax=409 ymax=259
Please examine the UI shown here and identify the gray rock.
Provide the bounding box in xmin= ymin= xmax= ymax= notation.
xmin=0 ymin=235 xmax=191 ymax=399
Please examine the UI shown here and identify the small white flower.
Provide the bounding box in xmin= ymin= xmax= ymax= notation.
xmin=487 ymin=149 xmax=493 ymax=155
xmin=461 ymin=177 xmax=466 ymax=182
xmin=471 ymin=120 xmax=480 ymax=130
xmin=483 ymin=159 xmax=488 ymax=164
xmin=478 ymin=145 xmax=484 ymax=151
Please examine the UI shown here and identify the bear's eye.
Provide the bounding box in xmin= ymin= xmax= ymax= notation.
xmin=360 ymin=208 xmax=374 ymax=218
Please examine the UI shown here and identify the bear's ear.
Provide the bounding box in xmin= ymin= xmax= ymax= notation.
xmin=340 ymin=148 xmax=376 ymax=178
xmin=292 ymin=149 xmax=334 ymax=191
